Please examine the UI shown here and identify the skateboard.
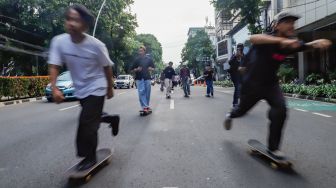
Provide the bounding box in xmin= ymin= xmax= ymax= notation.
xmin=139 ymin=110 xmax=152 ymax=116
xmin=101 ymin=113 xmax=120 ymax=136
xmin=248 ymin=139 xmax=292 ymax=169
xmin=66 ymin=148 xmax=112 ymax=182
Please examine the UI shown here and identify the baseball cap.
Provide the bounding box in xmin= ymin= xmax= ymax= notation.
xmin=274 ymin=10 xmax=300 ymax=23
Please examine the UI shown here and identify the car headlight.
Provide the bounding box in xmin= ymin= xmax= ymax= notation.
xmin=65 ymin=83 xmax=73 ymax=89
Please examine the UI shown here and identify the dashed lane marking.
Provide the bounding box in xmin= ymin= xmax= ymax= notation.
xmin=312 ymin=112 xmax=332 ymax=118
xmin=59 ymin=104 xmax=80 ymax=111
xmin=170 ymin=99 xmax=174 ymax=109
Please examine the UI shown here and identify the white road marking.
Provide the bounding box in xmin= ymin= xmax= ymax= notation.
xmin=170 ymin=99 xmax=174 ymax=109
xmin=294 ymin=108 xmax=308 ymax=112
xmin=59 ymin=104 xmax=80 ymax=111
xmin=312 ymin=112 xmax=332 ymax=118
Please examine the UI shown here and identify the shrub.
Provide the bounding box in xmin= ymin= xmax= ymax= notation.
xmin=277 ymin=64 xmax=296 ymax=83
xmin=0 ymin=76 xmax=49 ymax=101
xmin=281 ymin=83 xmax=336 ymax=99
xmin=214 ymin=80 xmax=234 ymax=87
xmin=305 ymin=73 xmax=322 ymax=85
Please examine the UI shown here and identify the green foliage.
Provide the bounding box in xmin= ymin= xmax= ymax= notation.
xmin=211 ymin=0 xmax=264 ymax=34
xmin=305 ymin=73 xmax=322 ymax=85
xmin=0 ymin=0 xmax=138 ymax=75
xmin=214 ymin=80 xmax=234 ymax=87
xmin=281 ymin=84 xmax=336 ymax=99
xmin=327 ymin=69 xmax=336 ymax=82
xmin=0 ymin=76 xmax=49 ymax=100
xmin=135 ymin=34 xmax=164 ymax=72
xmin=181 ymin=30 xmax=215 ymax=76
xmin=277 ymin=64 xmax=296 ymax=83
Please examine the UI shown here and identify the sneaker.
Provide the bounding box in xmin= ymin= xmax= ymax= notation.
xmin=101 ymin=114 xmax=120 ymax=136
xmin=205 ymin=95 xmax=210 ymax=98
xmin=77 ymin=156 xmax=97 ymax=171
xmin=268 ymin=150 xmax=285 ymax=160
xmin=145 ymin=107 xmax=152 ymax=112
xmin=223 ymin=113 xmax=232 ymax=130
xmin=184 ymin=95 xmax=189 ymax=98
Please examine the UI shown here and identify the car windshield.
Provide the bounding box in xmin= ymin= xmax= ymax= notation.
xmin=57 ymin=72 xmax=71 ymax=81
xmin=117 ymin=76 xmax=128 ymax=80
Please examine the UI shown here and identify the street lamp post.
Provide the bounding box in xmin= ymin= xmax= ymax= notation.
xmin=93 ymin=0 xmax=107 ymax=37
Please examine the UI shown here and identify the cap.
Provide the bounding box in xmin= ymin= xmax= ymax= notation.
xmin=274 ymin=10 xmax=300 ymax=23
xmin=237 ymin=43 xmax=244 ymax=49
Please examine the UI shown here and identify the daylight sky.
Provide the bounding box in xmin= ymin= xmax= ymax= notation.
xmin=131 ymin=0 xmax=215 ymax=66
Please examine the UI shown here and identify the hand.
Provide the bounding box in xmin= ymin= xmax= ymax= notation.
xmin=238 ymin=67 xmax=247 ymax=75
xmin=280 ymin=39 xmax=301 ymax=49
xmin=106 ymin=86 xmax=114 ymax=99
xmin=52 ymin=88 xmax=64 ymax=104
xmin=309 ymin=39 xmax=332 ymax=50
xmin=135 ymin=67 xmax=142 ymax=72
xmin=148 ymin=67 xmax=154 ymax=72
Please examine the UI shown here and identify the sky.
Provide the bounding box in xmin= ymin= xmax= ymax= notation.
xmin=131 ymin=0 xmax=215 ymax=66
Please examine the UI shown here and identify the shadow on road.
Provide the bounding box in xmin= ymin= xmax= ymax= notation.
xmin=221 ymin=140 xmax=310 ymax=187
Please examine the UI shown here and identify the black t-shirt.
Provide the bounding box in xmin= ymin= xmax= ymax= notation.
xmin=228 ymin=54 xmax=245 ymax=75
xmin=243 ymin=41 xmax=305 ymax=87
xmin=204 ymin=69 xmax=214 ymax=80
xmin=163 ymin=66 xmax=176 ymax=79
xmin=132 ymin=56 xmax=155 ymax=80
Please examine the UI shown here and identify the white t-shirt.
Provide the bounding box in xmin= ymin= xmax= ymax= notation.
xmin=48 ymin=33 xmax=114 ymax=99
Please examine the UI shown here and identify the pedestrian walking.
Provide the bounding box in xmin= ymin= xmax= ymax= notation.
xmin=180 ymin=64 xmax=191 ymax=97
xmin=224 ymin=10 xmax=332 ymax=159
xmin=228 ymin=43 xmax=245 ymax=109
xmin=163 ymin=61 xmax=176 ymax=99
xmin=203 ymin=65 xmax=214 ymax=97
xmin=48 ymin=4 xmax=118 ymax=171
xmin=132 ymin=46 xmax=155 ymax=113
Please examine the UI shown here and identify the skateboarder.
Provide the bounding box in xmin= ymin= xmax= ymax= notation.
xmin=132 ymin=46 xmax=155 ymax=113
xmin=223 ymin=10 xmax=332 ymax=159
xmin=203 ymin=65 xmax=214 ymax=97
xmin=228 ymin=43 xmax=245 ymax=109
xmin=163 ymin=61 xmax=176 ymax=99
xmin=48 ymin=4 xmax=118 ymax=171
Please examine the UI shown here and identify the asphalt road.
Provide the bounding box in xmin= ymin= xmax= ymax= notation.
xmin=0 ymin=85 xmax=335 ymax=188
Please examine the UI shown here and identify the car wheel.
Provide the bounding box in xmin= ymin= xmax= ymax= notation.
xmin=47 ymin=98 xmax=53 ymax=102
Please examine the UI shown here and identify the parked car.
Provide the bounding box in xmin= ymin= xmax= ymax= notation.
xmin=114 ymin=75 xmax=135 ymax=89
xmin=45 ymin=71 xmax=76 ymax=102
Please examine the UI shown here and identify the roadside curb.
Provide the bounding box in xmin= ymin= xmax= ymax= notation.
xmin=214 ymin=86 xmax=336 ymax=104
xmin=0 ymin=97 xmax=46 ymax=108
xmin=284 ymin=93 xmax=336 ymax=104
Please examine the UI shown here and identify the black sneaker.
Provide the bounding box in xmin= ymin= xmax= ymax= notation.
xmin=223 ymin=113 xmax=232 ymax=130
xmin=205 ymin=95 xmax=210 ymax=98
xmin=76 ymin=156 xmax=97 ymax=171
xmin=184 ymin=95 xmax=189 ymax=98
xmin=101 ymin=114 xmax=120 ymax=136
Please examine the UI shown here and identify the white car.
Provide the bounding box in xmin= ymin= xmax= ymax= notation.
xmin=114 ymin=75 xmax=135 ymax=89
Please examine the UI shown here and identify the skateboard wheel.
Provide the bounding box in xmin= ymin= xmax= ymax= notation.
xmin=270 ymin=162 xmax=278 ymax=169
xmin=85 ymin=175 xmax=92 ymax=182
xmin=106 ymin=157 xmax=112 ymax=165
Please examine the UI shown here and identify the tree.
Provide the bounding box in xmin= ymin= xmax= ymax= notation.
xmin=0 ymin=0 xmax=138 ymax=75
xmin=211 ymin=0 xmax=265 ymax=34
xmin=181 ymin=30 xmax=215 ymax=76
xmin=135 ymin=34 xmax=164 ymax=72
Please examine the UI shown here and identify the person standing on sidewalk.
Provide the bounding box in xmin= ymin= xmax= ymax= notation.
xmin=203 ymin=65 xmax=214 ymax=97
xmin=223 ymin=10 xmax=332 ymax=159
xmin=163 ymin=61 xmax=176 ymax=99
xmin=180 ymin=64 xmax=191 ymax=97
xmin=228 ymin=43 xmax=245 ymax=109
xmin=48 ymin=4 xmax=117 ymax=171
xmin=132 ymin=46 xmax=155 ymax=112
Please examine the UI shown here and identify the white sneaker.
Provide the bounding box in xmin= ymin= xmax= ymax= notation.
xmin=269 ymin=150 xmax=285 ymax=159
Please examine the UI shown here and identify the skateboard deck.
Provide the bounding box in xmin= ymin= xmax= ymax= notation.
xmin=139 ymin=110 xmax=152 ymax=116
xmin=66 ymin=148 xmax=112 ymax=182
xmin=248 ymin=139 xmax=292 ymax=169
